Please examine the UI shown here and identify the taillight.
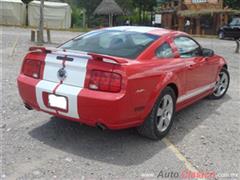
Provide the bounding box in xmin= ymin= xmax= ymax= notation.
xmin=22 ymin=59 xmax=42 ymax=79
xmin=89 ymin=70 xmax=122 ymax=93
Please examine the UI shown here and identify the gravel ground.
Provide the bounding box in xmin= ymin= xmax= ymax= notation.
xmin=1 ymin=26 xmax=239 ymax=180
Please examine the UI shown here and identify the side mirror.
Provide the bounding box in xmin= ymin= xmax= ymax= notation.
xmin=202 ymin=48 xmax=214 ymax=57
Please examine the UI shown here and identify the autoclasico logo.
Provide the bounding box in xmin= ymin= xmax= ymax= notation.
xmin=142 ymin=170 xmax=217 ymax=179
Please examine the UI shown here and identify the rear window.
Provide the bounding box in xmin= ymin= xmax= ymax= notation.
xmin=60 ymin=30 xmax=159 ymax=59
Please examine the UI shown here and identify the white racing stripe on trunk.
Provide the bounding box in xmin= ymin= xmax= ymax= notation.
xmin=43 ymin=53 xmax=62 ymax=82
xmin=35 ymin=53 xmax=62 ymax=113
xmin=36 ymin=80 xmax=58 ymax=113
xmin=35 ymin=53 xmax=89 ymax=119
xmin=62 ymin=56 xmax=88 ymax=87
xmin=55 ymin=84 xmax=82 ymax=119
xmin=55 ymin=57 xmax=88 ymax=118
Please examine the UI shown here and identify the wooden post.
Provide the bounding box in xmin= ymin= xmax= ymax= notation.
xmin=215 ymin=14 xmax=220 ymax=33
xmin=190 ymin=18 xmax=193 ymax=34
xmin=46 ymin=29 xmax=51 ymax=43
xmin=236 ymin=39 xmax=240 ymax=53
xmin=178 ymin=17 xmax=184 ymax=31
xmin=169 ymin=14 xmax=173 ymax=29
xmin=224 ymin=13 xmax=228 ymax=25
xmin=165 ymin=14 xmax=169 ymax=28
xmin=31 ymin=30 xmax=35 ymax=42
xmin=109 ymin=14 xmax=113 ymax=27
xmin=196 ymin=17 xmax=201 ymax=35
xmin=219 ymin=13 xmax=223 ymax=27
xmin=37 ymin=30 xmax=40 ymax=42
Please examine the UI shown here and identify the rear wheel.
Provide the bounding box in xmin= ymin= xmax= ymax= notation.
xmin=209 ymin=68 xmax=230 ymax=99
xmin=218 ymin=31 xmax=225 ymax=39
xmin=137 ymin=87 xmax=176 ymax=140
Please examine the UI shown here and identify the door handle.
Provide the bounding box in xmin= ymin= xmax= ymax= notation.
xmin=198 ymin=58 xmax=207 ymax=63
xmin=187 ymin=64 xmax=194 ymax=69
xmin=203 ymin=57 xmax=209 ymax=62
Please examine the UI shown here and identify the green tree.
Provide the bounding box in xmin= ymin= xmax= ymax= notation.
xmin=132 ymin=0 xmax=156 ymax=24
xmin=79 ymin=0 xmax=102 ymax=27
xmin=224 ymin=0 xmax=240 ymax=9
xmin=116 ymin=0 xmax=134 ymax=14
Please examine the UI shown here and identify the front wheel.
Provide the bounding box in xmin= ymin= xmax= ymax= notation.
xmin=209 ymin=68 xmax=230 ymax=99
xmin=137 ymin=87 xmax=176 ymax=140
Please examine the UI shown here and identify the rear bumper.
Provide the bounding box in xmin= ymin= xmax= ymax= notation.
xmin=17 ymin=75 xmax=142 ymax=129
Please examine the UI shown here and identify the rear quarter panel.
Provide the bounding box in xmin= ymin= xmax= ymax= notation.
xmin=124 ymin=58 xmax=186 ymax=121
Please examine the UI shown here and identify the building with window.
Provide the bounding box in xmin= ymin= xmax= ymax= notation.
xmin=155 ymin=0 xmax=240 ymax=35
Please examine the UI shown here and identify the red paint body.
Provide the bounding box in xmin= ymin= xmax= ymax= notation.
xmin=17 ymin=28 xmax=227 ymax=129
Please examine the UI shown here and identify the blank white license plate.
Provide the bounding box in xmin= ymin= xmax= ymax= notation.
xmin=48 ymin=94 xmax=67 ymax=110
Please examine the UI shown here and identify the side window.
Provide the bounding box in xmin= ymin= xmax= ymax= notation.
xmin=174 ymin=36 xmax=201 ymax=58
xmin=156 ymin=42 xmax=174 ymax=58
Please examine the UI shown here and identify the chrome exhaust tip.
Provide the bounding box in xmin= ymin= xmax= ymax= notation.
xmin=96 ymin=123 xmax=107 ymax=131
xmin=24 ymin=103 xmax=33 ymax=110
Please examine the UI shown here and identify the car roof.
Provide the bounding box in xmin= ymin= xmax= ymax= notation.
xmin=103 ymin=26 xmax=174 ymax=36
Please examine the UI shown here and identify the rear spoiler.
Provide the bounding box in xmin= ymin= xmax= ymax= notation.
xmin=29 ymin=46 xmax=51 ymax=53
xmin=29 ymin=46 xmax=129 ymax=64
xmin=88 ymin=53 xmax=129 ymax=64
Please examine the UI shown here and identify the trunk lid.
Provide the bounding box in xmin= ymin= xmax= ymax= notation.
xmin=42 ymin=49 xmax=90 ymax=88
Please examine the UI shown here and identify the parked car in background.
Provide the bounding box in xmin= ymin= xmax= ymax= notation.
xmin=17 ymin=26 xmax=230 ymax=140
xmin=218 ymin=17 xmax=240 ymax=39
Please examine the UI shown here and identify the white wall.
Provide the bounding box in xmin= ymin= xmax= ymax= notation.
xmin=28 ymin=1 xmax=72 ymax=29
xmin=0 ymin=0 xmax=26 ymax=26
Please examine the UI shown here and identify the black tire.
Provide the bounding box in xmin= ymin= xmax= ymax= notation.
xmin=137 ymin=87 xmax=176 ymax=140
xmin=218 ymin=31 xmax=225 ymax=39
xmin=208 ymin=68 xmax=230 ymax=99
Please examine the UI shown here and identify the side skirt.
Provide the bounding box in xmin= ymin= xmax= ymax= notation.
xmin=175 ymin=82 xmax=216 ymax=112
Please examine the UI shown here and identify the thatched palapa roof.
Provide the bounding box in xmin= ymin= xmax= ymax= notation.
xmin=93 ymin=0 xmax=124 ymax=15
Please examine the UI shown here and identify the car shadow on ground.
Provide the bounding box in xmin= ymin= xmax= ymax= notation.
xmin=169 ymin=95 xmax=231 ymax=143
xmin=29 ymin=95 xmax=231 ymax=166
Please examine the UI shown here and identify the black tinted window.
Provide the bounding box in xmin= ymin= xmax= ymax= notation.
xmin=156 ymin=42 xmax=174 ymax=58
xmin=60 ymin=30 xmax=159 ymax=59
xmin=174 ymin=36 xmax=201 ymax=58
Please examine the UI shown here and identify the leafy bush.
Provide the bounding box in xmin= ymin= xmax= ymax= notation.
xmin=71 ymin=7 xmax=84 ymax=28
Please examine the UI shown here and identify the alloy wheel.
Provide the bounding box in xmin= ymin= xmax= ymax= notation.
xmin=213 ymin=71 xmax=229 ymax=97
xmin=156 ymin=94 xmax=174 ymax=132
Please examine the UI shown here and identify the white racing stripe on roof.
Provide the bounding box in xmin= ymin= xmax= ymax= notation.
xmin=105 ymin=26 xmax=159 ymax=33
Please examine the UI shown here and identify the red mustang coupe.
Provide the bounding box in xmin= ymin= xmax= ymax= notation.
xmin=17 ymin=26 xmax=230 ymax=140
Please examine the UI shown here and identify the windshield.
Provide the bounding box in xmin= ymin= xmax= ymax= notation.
xmin=230 ymin=18 xmax=240 ymax=26
xmin=60 ymin=30 xmax=159 ymax=59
